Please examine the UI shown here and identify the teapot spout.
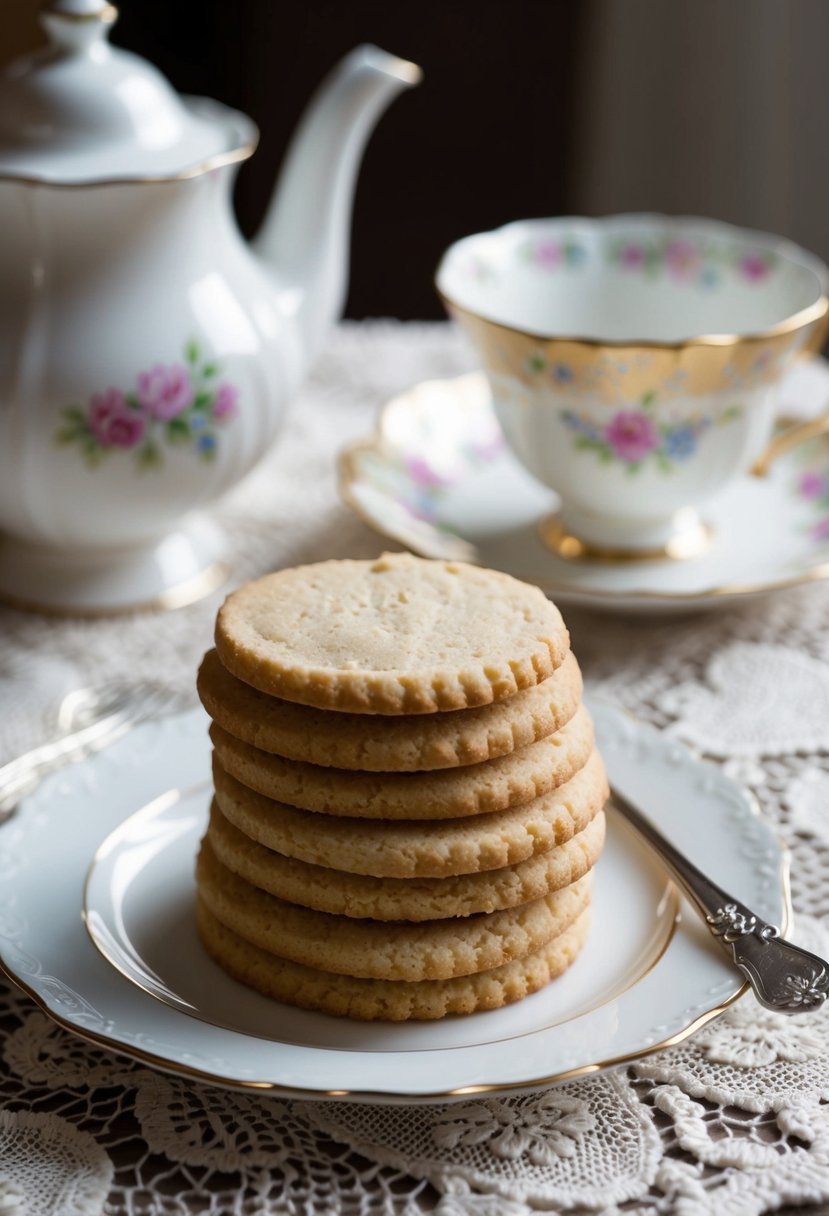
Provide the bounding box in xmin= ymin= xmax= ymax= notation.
xmin=253 ymin=45 xmax=421 ymax=361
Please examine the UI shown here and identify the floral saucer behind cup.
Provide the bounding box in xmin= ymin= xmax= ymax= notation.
xmin=436 ymin=214 xmax=829 ymax=560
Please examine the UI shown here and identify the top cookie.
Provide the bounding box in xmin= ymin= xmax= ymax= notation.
xmin=214 ymin=553 xmax=569 ymax=714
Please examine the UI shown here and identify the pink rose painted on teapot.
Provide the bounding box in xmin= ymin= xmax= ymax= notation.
xmin=136 ymin=365 xmax=194 ymax=421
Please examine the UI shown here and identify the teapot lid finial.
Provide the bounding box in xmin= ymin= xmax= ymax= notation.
xmin=0 ymin=0 xmax=255 ymax=185
xmin=38 ymin=0 xmax=118 ymax=57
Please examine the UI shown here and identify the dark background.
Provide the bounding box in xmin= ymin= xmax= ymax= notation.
xmin=5 ymin=0 xmax=829 ymax=320
xmin=114 ymin=0 xmax=584 ymax=320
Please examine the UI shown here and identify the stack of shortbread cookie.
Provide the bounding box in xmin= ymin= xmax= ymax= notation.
xmin=196 ymin=553 xmax=607 ymax=1021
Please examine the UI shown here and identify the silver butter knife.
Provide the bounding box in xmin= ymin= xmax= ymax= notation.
xmin=611 ymin=784 xmax=829 ymax=1014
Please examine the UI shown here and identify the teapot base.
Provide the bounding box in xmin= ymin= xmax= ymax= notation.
xmin=0 ymin=514 xmax=229 ymax=616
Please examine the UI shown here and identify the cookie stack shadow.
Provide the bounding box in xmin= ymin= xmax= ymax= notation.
xmin=195 ymin=559 xmax=608 ymax=1022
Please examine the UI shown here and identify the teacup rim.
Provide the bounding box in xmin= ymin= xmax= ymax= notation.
xmin=435 ymin=212 xmax=829 ymax=349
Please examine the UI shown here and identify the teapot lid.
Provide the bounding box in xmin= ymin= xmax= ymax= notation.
xmin=0 ymin=0 xmax=256 ymax=185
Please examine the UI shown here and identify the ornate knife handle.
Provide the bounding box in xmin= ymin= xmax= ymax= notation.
xmin=611 ymin=785 xmax=829 ymax=1014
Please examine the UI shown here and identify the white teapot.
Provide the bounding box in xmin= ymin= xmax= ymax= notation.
xmin=0 ymin=0 xmax=420 ymax=611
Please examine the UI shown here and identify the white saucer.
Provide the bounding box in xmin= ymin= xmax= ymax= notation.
xmin=0 ymin=705 xmax=787 ymax=1102
xmin=339 ymin=363 xmax=829 ymax=612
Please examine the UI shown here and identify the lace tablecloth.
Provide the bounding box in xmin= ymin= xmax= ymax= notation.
xmin=2 ymin=322 xmax=829 ymax=1216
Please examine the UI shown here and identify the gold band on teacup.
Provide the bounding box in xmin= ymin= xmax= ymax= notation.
xmin=442 ymin=298 xmax=829 ymax=404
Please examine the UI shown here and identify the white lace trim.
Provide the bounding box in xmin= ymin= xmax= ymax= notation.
xmin=308 ymin=1072 xmax=661 ymax=1208
xmin=0 ymin=1109 xmax=113 ymax=1216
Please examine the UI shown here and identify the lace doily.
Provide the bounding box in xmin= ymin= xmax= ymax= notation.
xmin=0 ymin=1109 xmax=113 ymax=1216
xmin=1 ymin=322 xmax=829 ymax=1215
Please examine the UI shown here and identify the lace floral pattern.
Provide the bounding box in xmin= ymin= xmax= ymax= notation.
xmin=2 ymin=323 xmax=829 ymax=1214
xmin=0 ymin=1109 xmax=113 ymax=1216
xmin=431 ymin=1094 xmax=595 ymax=1164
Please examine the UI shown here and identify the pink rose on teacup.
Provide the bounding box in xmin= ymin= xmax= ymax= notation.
xmin=800 ymin=471 xmax=825 ymax=500
xmin=136 ymin=363 xmax=194 ymax=421
xmin=665 ymin=239 xmax=698 ymax=279
xmin=740 ymin=253 xmax=771 ymax=281
xmin=604 ymin=411 xmax=659 ymax=462
xmin=619 ymin=244 xmax=646 ymax=269
xmin=88 ymin=388 xmax=146 ymax=448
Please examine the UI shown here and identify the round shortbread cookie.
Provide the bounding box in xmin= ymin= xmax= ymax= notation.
xmin=207 ymin=800 xmax=605 ymax=920
xmin=196 ymin=840 xmax=592 ymax=982
xmin=197 ymin=900 xmax=592 ymax=1021
xmin=209 ymin=704 xmax=594 ymax=821
xmin=198 ymin=648 xmax=583 ymax=772
xmin=212 ymin=747 xmax=608 ymax=878
xmin=214 ymin=553 xmax=569 ymax=714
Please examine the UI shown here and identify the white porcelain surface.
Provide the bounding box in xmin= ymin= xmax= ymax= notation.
xmin=437 ymin=215 xmax=829 ymax=552
xmin=0 ymin=8 xmax=420 ymax=609
xmin=0 ymin=513 xmax=226 ymax=612
xmin=0 ymin=704 xmax=786 ymax=1101
xmin=339 ymin=362 xmax=829 ymax=612
xmin=0 ymin=4 xmax=245 ymax=181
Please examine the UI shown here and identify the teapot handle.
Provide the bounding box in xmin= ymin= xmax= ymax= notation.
xmin=752 ymin=409 xmax=829 ymax=477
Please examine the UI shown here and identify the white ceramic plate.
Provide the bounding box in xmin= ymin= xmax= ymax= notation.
xmin=338 ymin=362 xmax=829 ymax=612
xmin=0 ymin=705 xmax=787 ymax=1103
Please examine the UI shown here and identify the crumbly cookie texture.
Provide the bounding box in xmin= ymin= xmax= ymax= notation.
xmin=197 ymin=900 xmax=592 ymax=1021
xmin=196 ymin=839 xmax=592 ymax=982
xmin=209 ymin=704 xmax=594 ymax=821
xmin=214 ymin=553 xmax=569 ymax=714
xmin=198 ymin=649 xmax=583 ymax=772
xmin=211 ymin=747 xmax=608 ymax=878
xmin=207 ymin=801 xmax=605 ymax=921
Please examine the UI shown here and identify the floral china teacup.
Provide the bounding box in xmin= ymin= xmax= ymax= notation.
xmin=436 ymin=214 xmax=829 ymax=559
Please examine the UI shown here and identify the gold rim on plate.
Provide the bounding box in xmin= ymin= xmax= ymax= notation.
xmin=2 ymin=864 xmax=791 ymax=1101
xmin=0 ymin=782 xmax=791 ymax=1101
xmin=79 ymin=792 xmax=682 ymax=1060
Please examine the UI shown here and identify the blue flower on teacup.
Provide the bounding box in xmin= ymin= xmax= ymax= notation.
xmin=663 ymin=424 xmax=700 ymax=461
xmin=563 ymin=241 xmax=587 ymax=266
xmin=561 ymin=410 xmax=602 ymax=444
xmin=550 ymin=362 xmax=574 ymax=384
